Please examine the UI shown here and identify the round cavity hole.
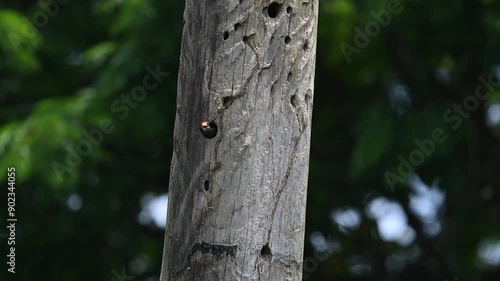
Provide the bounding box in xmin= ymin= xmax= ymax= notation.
xmin=267 ymin=2 xmax=282 ymax=18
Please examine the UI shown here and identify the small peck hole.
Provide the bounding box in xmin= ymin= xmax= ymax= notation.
xmin=234 ymin=23 xmax=243 ymax=32
xmin=204 ymin=180 xmax=210 ymax=191
xmin=222 ymin=96 xmax=233 ymax=108
xmin=284 ymin=36 xmax=291 ymax=44
xmin=223 ymin=31 xmax=229 ymax=40
xmin=303 ymin=39 xmax=310 ymax=51
xmin=260 ymin=243 xmax=271 ymax=256
xmin=291 ymin=94 xmax=299 ymax=107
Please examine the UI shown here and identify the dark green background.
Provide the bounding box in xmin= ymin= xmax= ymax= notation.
xmin=1 ymin=0 xmax=499 ymax=280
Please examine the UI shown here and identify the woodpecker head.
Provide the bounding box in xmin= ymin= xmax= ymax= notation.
xmin=200 ymin=120 xmax=218 ymax=139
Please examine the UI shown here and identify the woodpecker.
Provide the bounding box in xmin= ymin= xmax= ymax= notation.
xmin=200 ymin=120 xmax=218 ymax=138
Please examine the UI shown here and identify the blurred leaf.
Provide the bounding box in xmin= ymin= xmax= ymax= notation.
xmin=84 ymin=41 xmax=116 ymax=68
xmin=0 ymin=9 xmax=41 ymax=72
xmin=350 ymin=103 xmax=394 ymax=179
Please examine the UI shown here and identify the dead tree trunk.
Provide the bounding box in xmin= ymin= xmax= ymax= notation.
xmin=160 ymin=1 xmax=318 ymax=280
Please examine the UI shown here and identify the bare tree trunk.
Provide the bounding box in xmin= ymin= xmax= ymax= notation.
xmin=160 ymin=1 xmax=318 ymax=280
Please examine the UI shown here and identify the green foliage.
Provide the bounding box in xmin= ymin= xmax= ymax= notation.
xmin=0 ymin=10 xmax=41 ymax=72
xmin=350 ymin=103 xmax=394 ymax=179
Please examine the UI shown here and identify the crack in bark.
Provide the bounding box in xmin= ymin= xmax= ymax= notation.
xmin=265 ymin=136 xmax=301 ymax=246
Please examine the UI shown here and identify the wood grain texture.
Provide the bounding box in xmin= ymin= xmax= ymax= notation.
xmin=160 ymin=0 xmax=318 ymax=280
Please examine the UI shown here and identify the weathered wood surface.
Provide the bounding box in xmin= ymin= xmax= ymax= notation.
xmin=160 ymin=1 xmax=318 ymax=280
